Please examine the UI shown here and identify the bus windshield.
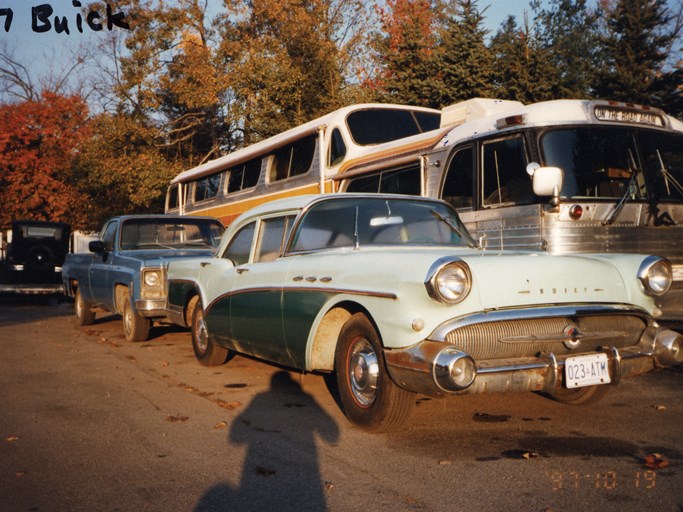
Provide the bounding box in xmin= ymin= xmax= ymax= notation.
xmin=541 ymin=127 xmax=683 ymax=202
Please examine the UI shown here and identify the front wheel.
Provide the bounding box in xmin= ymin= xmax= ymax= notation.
xmin=75 ymin=288 xmax=95 ymax=326
xmin=191 ymin=301 xmax=229 ymax=366
xmin=334 ymin=313 xmax=415 ymax=432
xmin=548 ymin=384 xmax=610 ymax=405
xmin=122 ymin=295 xmax=150 ymax=342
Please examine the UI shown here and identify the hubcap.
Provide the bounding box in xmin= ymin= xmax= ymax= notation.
xmin=195 ymin=313 xmax=208 ymax=353
xmin=348 ymin=338 xmax=379 ymax=407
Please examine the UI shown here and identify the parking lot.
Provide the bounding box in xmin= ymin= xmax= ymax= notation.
xmin=1 ymin=295 xmax=682 ymax=511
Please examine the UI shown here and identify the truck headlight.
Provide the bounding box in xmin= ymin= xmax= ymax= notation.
xmin=638 ymin=256 xmax=672 ymax=296
xmin=144 ymin=270 xmax=161 ymax=287
xmin=141 ymin=268 xmax=166 ymax=300
xmin=425 ymin=259 xmax=472 ymax=304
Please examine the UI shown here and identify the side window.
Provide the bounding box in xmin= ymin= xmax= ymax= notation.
xmin=328 ymin=128 xmax=347 ymax=167
xmin=193 ymin=174 xmax=221 ymax=203
xmin=345 ymin=166 xmax=421 ymax=195
xmin=254 ymin=216 xmax=295 ymax=263
xmin=441 ymin=146 xmax=474 ymax=208
xmin=481 ymin=135 xmax=531 ymax=207
xmin=223 ymin=222 xmax=256 ymax=265
xmin=101 ymin=221 xmax=118 ymax=252
xmin=166 ymin=184 xmax=179 ymax=211
xmin=269 ymin=135 xmax=317 ymax=182
xmin=227 ymin=158 xmax=261 ymax=194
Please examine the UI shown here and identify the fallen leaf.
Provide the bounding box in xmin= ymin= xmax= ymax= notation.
xmin=15 ymin=471 xmax=26 ymax=477
xmin=643 ymin=453 xmax=669 ymax=469
xmin=324 ymin=481 xmax=334 ymax=490
xmin=653 ymin=405 xmax=667 ymax=411
xmin=437 ymin=459 xmax=451 ymax=466
xmin=215 ymin=399 xmax=242 ymax=410
xmin=166 ymin=414 xmax=189 ymax=423
xmin=5 ymin=435 xmax=20 ymax=442
xmin=214 ymin=421 xmax=227 ymax=429
xmin=523 ymin=451 xmax=539 ymax=459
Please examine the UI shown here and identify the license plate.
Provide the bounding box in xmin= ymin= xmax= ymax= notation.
xmin=564 ymin=353 xmax=611 ymax=388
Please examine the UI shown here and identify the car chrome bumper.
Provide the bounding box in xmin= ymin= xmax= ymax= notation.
xmin=135 ymin=299 xmax=168 ymax=318
xmin=384 ymin=324 xmax=683 ymax=397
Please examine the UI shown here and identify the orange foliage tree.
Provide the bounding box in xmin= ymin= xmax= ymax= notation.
xmin=0 ymin=92 xmax=91 ymax=228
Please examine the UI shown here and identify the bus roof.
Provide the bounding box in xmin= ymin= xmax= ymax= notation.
xmin=171 ymin=103 xmax=441 ymax=185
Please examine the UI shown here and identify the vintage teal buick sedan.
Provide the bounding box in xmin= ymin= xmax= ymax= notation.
xmin=165 ymin=194 xmax=682 ymax=432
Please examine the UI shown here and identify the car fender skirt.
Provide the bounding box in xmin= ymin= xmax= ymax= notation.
xmin=384 ymin=327 xmax=683 ymax=398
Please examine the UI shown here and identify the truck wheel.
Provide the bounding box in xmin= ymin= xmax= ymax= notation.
xmin=548 ymin=384 xmax=610 ymax=405
xmin=191 ymin=302 xmax=229 ymax=366
xmin=75 ymin=288 xmax=95 ymax=326
xmin=334 ymin=313 xmax=415 ymax=432
xmin=122 ymin=296 xmax=150 ymax=342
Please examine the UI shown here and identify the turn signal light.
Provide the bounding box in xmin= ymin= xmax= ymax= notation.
xmin=569 ymin=204 xmax=583 ymax=220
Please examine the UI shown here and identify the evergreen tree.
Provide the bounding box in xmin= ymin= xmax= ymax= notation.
xmin=437 ymin=0 xmax=496 ymax=106
xmin=489 ymin=11 xmax=559 ymax=103
xmin=536 ymin=0 xmax=602 ymax=98
xmin=595 ymin=0 xmax=678 ymax=108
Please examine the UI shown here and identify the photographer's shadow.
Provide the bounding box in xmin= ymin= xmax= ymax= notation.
xmin=194 ymin=371 xmax=340 ymax=512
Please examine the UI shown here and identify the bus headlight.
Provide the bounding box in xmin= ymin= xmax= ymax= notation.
xmin=425 ymin=259 xmax=472 ymax=304
xmin=638 ymin=256 xmax=672 ymax=296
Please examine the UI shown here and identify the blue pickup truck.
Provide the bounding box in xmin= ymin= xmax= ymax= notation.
xmin=62 ymin=215 xmax=224 ymax=341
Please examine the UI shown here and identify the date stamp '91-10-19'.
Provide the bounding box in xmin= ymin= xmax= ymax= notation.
xmin=547 ymin=470 xmax=658 ymax=492
xmin=0 ymin=2 xmax=130 ymax=35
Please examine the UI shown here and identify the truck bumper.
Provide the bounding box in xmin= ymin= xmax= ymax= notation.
xmin=135 ymin=299 xmax=168 ymax=318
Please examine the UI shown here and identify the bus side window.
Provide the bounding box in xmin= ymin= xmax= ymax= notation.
xmin=481 ymin=135 xmax=531 ymax=207
xmin=167 ymin=184 xmax=179 ymax=211
xmin=329 ymin=128 xmax=347 ymax=167
xmin=441 ymin=146 xmax=474 ymax=209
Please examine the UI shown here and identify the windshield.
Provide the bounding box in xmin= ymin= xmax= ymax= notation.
xmin=346 ymin=108 xmax=441 ymax=146
xmin=289 ymin=198 xmax=476 ymax=252
xmin=541 ymin=127 xmax=683 ymax=201
xmin=120 ymin=219 xmax=223 ymax=250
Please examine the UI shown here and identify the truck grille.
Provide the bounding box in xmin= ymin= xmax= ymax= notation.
xmin=444 ymin=315 xmax=647 ymax=359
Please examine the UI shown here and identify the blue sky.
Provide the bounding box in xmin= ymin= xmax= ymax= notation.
xmin=0 ymin=0 xmax=547 ymax=85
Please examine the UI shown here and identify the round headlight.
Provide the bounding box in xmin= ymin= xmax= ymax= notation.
xmin=144 ymin=271 xmax=161 ymax=287
xmin=638 ymin=257 xmax=672 ymax=296
xmin=426 ymin=260 xmax=472 ymax=304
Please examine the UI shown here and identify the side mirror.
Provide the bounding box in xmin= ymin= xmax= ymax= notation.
xmin=89 ymin=240 xmax=105 ymax=253
xmin=527 ymin=163 xmax=563 ymax=202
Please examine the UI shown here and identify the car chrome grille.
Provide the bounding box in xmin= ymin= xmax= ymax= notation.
xmin=444 ymin=315 xmax=647 ymax=359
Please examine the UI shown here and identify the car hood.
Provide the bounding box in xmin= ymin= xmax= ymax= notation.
xmin=460 ymin=251 xmax=636 ymax=309
xmin=124 ymin=248 xmax=217 ymax=263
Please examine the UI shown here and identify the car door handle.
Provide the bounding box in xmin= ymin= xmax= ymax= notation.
xmin=236 ymin=267 xmax=249 ymax=274
xmin=200 ymin=262 xmax=211 ymax=267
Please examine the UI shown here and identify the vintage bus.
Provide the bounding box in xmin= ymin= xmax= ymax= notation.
xmin=165 ymin=103 xmax=450 ymax=225
xmin=166 ymin=98 xmax=683 ymax=324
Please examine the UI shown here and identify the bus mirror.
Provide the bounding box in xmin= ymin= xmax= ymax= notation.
xmin=527 ymin=164 xmax=563 ymax=198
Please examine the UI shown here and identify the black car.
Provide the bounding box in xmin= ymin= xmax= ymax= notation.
xmin=1 ymin=221 xmax=71 ymax=284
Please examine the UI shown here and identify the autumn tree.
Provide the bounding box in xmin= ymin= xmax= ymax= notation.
xmin=0 ymin=92 xmax=91 ymax=228
xmin=437 ymin=0 xmax=496 ymax=106
xmin=72 ymin=113 xmax=179 ymax=230
xmin=222 ymin=0 xmax=369 ymax=142
xmin=367 ymin=0 xmax=443 ymax=107
xmin=594 ymin=0 xmax=680 ymax=110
